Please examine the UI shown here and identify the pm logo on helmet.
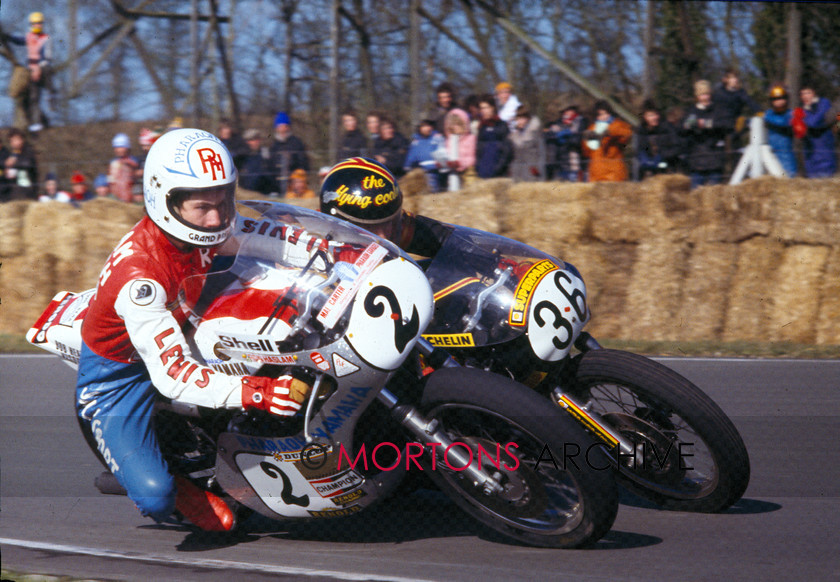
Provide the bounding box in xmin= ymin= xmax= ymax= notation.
xmin=163 ymin=132 xmax=233 ymax=181
xmin=197 ymin=147 xmax=227 ymax=180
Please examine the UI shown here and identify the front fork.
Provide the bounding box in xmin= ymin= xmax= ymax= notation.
xmin=552 ymin=332 xmax=643 ymax=466
xmin=375 ymin=338 xmax=505 ymax=495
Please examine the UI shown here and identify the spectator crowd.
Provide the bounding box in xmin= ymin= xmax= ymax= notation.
xmin=0 ymin=67 xmax=838 ymax=204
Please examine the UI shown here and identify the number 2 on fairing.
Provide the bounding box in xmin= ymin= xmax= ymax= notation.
xmin=346 ymin=258 xmax=433 ymax=371
xmin=260 ymin=461 xmax=310 ymax=507
xmin=527 ymin=270 xmax=588 ymax=362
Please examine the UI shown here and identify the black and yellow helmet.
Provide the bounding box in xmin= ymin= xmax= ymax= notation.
xmin=319 ymin=157 xmax=403 ymax=226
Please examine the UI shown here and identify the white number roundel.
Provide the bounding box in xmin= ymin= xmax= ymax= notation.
xmin=346 ymin=258 xmax=433 ymax=370
xmin=526 ymin=269 xmax=588 ymax=361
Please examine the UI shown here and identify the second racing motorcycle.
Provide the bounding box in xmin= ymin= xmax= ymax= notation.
xmin=420 ymin=225 xmax=750 ymax=513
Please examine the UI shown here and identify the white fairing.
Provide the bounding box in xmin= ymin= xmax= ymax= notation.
xmin=526 ymin=269 xmax=589 ymax=361
xmin=346 ymin=258 xmax=433 ymax=370
xmin=235 ymin=452 xmax=363 ymax=517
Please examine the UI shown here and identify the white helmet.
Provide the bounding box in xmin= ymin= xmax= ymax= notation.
xmin=112 ymin=133 xmax=131 ymax=149
xmin=143 ymin=128 xmax=237 ymax=247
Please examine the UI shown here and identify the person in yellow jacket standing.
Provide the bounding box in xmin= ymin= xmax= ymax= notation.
xmin=582 ymin=100 xmax=632 ymax=182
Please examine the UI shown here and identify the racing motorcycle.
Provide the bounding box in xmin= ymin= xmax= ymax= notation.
xmin=26 ymin=201 xmax=619 ymax=548
xmin=420 ymin=225 xmax=750 ymax=513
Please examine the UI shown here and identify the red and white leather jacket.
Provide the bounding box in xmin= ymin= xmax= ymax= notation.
xmin=81 ymin=215 xmax=244 ymax=409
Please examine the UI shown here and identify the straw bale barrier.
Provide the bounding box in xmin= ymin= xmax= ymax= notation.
xmin=2 ymin=175 xmax=839 ymax=349
xmin=816 ymin=249 xmax=840 ymax=345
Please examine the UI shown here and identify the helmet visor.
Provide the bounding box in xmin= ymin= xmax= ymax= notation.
xmin=167 ymin=183 xmax=236 ymax=234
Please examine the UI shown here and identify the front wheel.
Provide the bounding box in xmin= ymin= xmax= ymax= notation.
xmin=420 ymin=367 xmax=618 ymax=548
xmin=571 ymin=349 xmax=750 ymax=512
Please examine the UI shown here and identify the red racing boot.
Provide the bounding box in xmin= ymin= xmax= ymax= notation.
xmin=174 ymin=476 xmax=235 ymax=532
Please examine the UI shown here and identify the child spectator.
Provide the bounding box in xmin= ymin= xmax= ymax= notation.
xmin=39 ymin=172 xmax=69 ymax=202
xmin=285 ymin=168 xmax=315 ymax=199
xmin=69 ymin=171 xmax=94 ymax=204
xmin=441 ymin=108 xmax=476 ymax=191
xmin=93 ymin=173 xmax=112 ymax=199
xmin=108 ymin=133 xmax=140 ymax=203
xmin=404 ymin=119 xmax=445 ymax=192
xmin=582 ymin=100 xmax=632 ymax=182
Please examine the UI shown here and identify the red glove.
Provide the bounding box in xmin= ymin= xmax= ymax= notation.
xmin=792 ymin=108 xmax=807 ymax=139
xmin=446 ymin=160 xmax=459 ymax=170
xmin=241 ymin=375 xmax=311 ymax=417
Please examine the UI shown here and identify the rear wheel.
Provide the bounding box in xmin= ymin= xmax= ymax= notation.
xmin=421 ymin=367 xmax=618 ymax=548
xmin=572 ymin=349 xmax=750 ymax=512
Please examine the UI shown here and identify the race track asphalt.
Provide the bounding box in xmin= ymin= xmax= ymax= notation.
xmin=1 ymin=354 xmax=838 ymax=581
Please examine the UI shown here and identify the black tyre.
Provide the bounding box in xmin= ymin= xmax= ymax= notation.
xmin=420 ymin=367 xmax=618 ymax=548
xmin=572 ymin=349 xmax=750 ymax=512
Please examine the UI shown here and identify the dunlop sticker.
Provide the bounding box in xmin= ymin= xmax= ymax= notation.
xmin=308 ymin=505 xmax=363 ymax=518
xmin=508 ymin=259 xmax=559 ymax=327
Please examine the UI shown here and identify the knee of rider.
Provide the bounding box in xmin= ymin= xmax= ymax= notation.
xmin=129 ymin=472 xmax=176 ymax=520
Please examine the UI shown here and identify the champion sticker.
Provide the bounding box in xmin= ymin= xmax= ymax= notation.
xmin=129 ymin=279 xmax=157 ymax=306
xmin=310 ymin=351 xmax=330 ymax=371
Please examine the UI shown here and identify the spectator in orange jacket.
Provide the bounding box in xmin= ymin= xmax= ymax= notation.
xmin=285 ymin=168 xmax=315 ymax=199
xmin=582 ymin=100 xmax=632 ymax=181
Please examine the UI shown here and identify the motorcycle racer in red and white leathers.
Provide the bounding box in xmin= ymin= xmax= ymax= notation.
xmin=76 ymin=128 xmax=309 ymax=531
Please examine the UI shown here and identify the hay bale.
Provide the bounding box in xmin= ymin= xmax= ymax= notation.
xmin=74 ymin=199 xmax=144 ymax=288
xmin=399 ymin=168 xmax=431 ymax=201
xmin=574 ymin=242 xmax=637 ymax=338
xmin=722 ymin=237 xmax=784 ymax=342
xmin=0 ymin=200 xmax=30 ymax=257
xmin=772 ymin=178 xmax=840 ymax=245
xmin=767 ymin=244 xmax=830 ymax=343
xmin=692 ymin=177 xmax=775 ymax=243
xmin=414 ymin=179 xmax=508 ymax=233
xmin=0 ymin=254 xmax=59 ymax=335
xmin=80 ymin=199 xmax=144 ymax=256
xmin=22 ymin=201 xmax=86 ymax=263
xmin=816 ymin=248 xmax=840 ymax=345
xmin=589 ymin=174 xmax=695 ymax=244
xmin=504 ymin=182 xmax=591 ymax=256
xmin=620 ymin=238 xmax=688 ymax=341
xmin=674 ymin=242 xmax=738 ymax=341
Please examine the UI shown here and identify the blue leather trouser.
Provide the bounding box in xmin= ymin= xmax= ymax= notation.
xmin=76 ymin=342 xmax=175 ymax=521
